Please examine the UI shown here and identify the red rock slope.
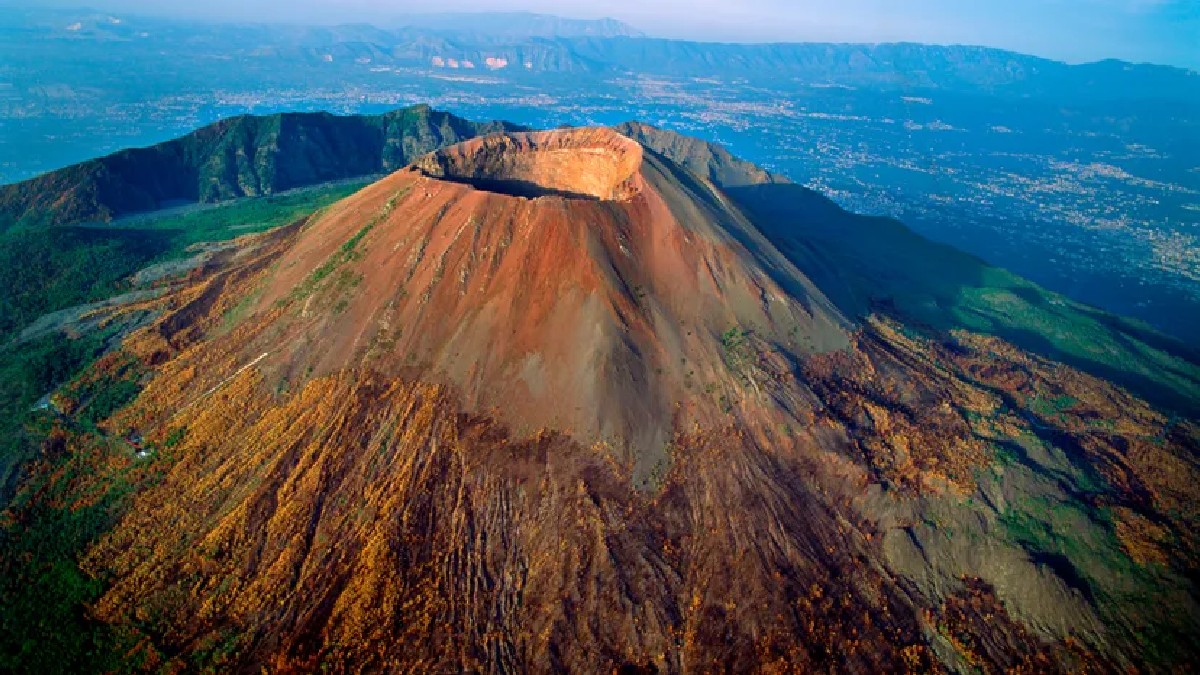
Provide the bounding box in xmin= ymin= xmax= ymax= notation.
xmin=235 ymin=127 xmax=850 ymax=480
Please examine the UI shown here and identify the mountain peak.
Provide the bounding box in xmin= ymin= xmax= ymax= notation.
xmin=219 ymin=128 xmax=850 ymax=479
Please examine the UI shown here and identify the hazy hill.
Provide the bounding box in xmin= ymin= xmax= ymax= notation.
xmin=563 ymin=38 xmax=1200 ymax=102
xmin=2 ymin=9 xmax=1194 ymax=105
xmin=395 ymin=12 xmax=645 ymax=39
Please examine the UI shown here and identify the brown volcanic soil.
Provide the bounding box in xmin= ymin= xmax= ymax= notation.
xmin=242 ymin=128 xmax=850 ymax=480
xmin=12 ymin=127 xmax=1198 ymax=672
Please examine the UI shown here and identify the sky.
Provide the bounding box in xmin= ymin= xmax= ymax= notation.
xmin=29 ymin=0 xmax=1200 ymax=69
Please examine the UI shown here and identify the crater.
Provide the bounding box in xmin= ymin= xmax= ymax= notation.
xmin=414 ymin=128 xmax=644 ymax=201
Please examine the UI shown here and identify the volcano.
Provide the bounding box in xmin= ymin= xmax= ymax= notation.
xmin=231 ymin=127 xmax=850 ymax=482
xmin=8 ymin=124 xmax=1200 ymax=672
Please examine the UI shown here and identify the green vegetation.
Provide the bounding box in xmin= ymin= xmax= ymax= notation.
xmin=219 ymin=285 xmax=265 ymax=334
xmin=0 ymin=181 xmax=364 ymax=499
xmin=0 ymin=209 xmax=316 ymax=674
xmin=125 ymin=180 xmax=367 ymax=249
xmin=290 ymin=187 xmax=406 ymax=305
xmin=163 ymin=425 xmax=187 ymax=449
xmin=0 ymin=181 xmax=365 ymax=343
xmin=641 ymin=450 xmax=672 ymax=491
xmin=721 ymin=325 xmax=748 ymax=353
xmin=0 ymin=452 xmax=137 ymax=674
xmin=731 ymin=183 xmax=1200 ymax=417
xmin=0 ymin=180 xmax=366 ymax=536
xmin=0 ymin=104 xmax=520 ymax=228
xmin=1028 ymin=393 xmax=1079 ymax=422
xmin=0 ymin=225 xmax=173 ymax=337
xmin=720 ymin=325 xmax=753 ymax=373
xmin=0 ymin=329 xmax=118 ymax=497
xmin=70 ymin=355 xmax=147 ymax=430
xmin=999 ymin=496 xmax=1121 ymax=595
xmin=0 ymin=349 xmax=156 ymax=673
xmin=295 ymin=221 xmax=376 ymax=299
xmin=999 ymin=493 xmax=1185 ymax=664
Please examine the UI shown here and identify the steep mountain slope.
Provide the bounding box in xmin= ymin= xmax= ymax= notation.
xmin=2 ymin=126 xmax=1199 ymax=673
xmin=612 ymin=121 xmax=790 ymax=188
xmin=0 ymin=105 xmax=523 ymax=228
xmin=0 ymin=181 xmax=370 ymax=508
xmin=728 ymin=182 xmax=1200 ymax=417
xmin=179 ymin=128 xmax=851 ymax=480
xmin=622 ymin=123 xmax=1200 ymax=417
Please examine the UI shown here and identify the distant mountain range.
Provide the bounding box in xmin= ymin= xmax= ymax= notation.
xmin=0 ymin=108 xmax=807 ymax=229
xmin=393 ymin=12 xmax=645 ymax=39
xmin=2 ymin=7 xmax=1195 ymax=104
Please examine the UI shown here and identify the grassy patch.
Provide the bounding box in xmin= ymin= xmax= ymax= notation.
xmin=127 ymin=180 xmax=369 ymax=250
xmin=1028 ymin=393 xmax=1079 ymax=422
xmin=999 ymin=494 xmax=1185 ymax=664
xmin=291 ymin=221 xmax=376 ymax=301
xmin=290 ymin=188 xmax=407 ymax=304
xmin=0 ymin=181 xmax=365 ymax=346
xmin=219 ymin=284 xmax=265 ymax=333
xmin=720 ymin=325 xmax=754 ymax=374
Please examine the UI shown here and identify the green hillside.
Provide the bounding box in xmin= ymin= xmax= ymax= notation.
xmin=0 ymin=105 xmax=522 ymax=228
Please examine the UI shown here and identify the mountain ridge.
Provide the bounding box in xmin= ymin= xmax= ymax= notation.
xmin=393 ymin=12 xmax=645 ymax=39
xmin=0 ymin=105 xmax=524 ymax=228
xmin=5 ymin=7 xmax=1193 ymax=74
xmin=5 ymin=9 xmax=1196 ymax=106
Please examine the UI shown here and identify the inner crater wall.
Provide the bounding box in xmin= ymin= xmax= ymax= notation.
xmin=414 ymin=128 xmax=644 ymax=201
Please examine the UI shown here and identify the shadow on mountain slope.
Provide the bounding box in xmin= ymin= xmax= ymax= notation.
xmin=727 ymin=183 xmax=1200 ymax=418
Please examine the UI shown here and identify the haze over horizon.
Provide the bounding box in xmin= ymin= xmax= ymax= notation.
xmin=18 ymin=0 xmax=1200 ymax=70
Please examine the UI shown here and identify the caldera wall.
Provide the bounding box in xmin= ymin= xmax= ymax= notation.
xmin=413 ymin=128 xmax=644 ymax=201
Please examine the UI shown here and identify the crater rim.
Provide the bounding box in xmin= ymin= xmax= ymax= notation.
xmin=413 ymin=128 xmax=644 ymax=202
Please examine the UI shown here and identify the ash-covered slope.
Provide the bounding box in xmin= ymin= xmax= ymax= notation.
xmin=6 ymin=126 xmax=1200 ymax=673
